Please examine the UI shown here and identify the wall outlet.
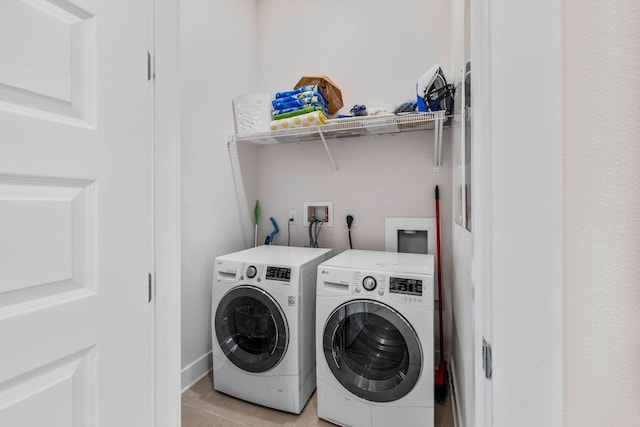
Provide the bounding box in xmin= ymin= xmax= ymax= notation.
xmin=344 ymin=211 xmax=358 ymax=227
xmin=303 ymin=201 xmax=333 ymax=227
xmin=288 ymin=209 xmax=297 ymax=225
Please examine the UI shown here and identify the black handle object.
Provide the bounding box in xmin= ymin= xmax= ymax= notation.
xmin=434 ymin=184 xmax=449 ymax=403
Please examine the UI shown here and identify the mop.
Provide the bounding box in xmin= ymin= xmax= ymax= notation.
xmin=434 ymin=185 xmax=449 ymax=404
xmin=254 ymin=200 xmax=260 ymax=247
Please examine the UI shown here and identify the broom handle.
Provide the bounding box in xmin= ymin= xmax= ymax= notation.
xmin=435 ymin=186 xmax=444 ymax=363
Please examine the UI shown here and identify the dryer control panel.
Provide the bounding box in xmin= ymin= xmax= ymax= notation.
xmin=355 ymin=270 xmax=431 ymax=308
xmin=318 ymin=266 xmax=433 ymax=310
xmin=389 ymin=277 xmax=423 ymax=297
xmin=354 ymin=271 xmax=387 ymax=297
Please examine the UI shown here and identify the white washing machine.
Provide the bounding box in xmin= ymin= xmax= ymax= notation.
xmin=316 ymin=249 xmax=434 ymax=427
xmin=211 ymin=245 xmax=333 ymax=413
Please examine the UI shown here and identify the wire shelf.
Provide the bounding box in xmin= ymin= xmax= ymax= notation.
xmin=228 ymin=111 xmax=446 ymax=172
xmin=231 ymin=111 xmax=442 ymax=144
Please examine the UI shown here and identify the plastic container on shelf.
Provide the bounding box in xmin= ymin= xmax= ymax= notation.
xmin=232 ymin=93 xmax=273 ymax=134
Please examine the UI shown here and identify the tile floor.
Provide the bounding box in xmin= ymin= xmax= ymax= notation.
xmin=182 ymin=374 xmax=454 ymax=427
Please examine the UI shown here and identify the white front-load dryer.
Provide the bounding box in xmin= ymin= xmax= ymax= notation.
xmin=316 ymin=250 xmax=435 ymax=427
xmin=211 ymin=245 xmax=333 ymax=413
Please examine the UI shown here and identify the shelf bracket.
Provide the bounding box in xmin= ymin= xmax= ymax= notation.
xmin=433 ymin=112 xmax=445 ymax=172
xmin=317 ymin=127 xmax=339 ymax=173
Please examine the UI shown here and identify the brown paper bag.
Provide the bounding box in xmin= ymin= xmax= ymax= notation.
xmin=294 ymin=75 xmax=343 ymax=116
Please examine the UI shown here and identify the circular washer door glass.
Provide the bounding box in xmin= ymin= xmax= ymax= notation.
xmin=215 ymin=285 xmax=288 ymax=373
xmin=323 ymin=300 xmax=422 ymax=402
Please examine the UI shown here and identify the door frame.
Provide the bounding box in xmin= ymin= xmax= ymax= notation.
xmin=153 ymin=0 xmax=181 ymax=426
xmin=470 ymin=1 xmax=563 ymax=426
xmin=470 ymin=0 xmax=493 ymax=424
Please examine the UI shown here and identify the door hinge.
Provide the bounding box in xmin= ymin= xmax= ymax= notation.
xmin=482 ymin=337 xmax=492 ymax=379
xmin=147 ymin=51 xmax=152 ymax=81
xmin=148 ymin=273 xmax=153 ymax=303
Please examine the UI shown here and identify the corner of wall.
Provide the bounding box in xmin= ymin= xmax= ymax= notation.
xmin=181 ymin=352 xmax=212 ymax=392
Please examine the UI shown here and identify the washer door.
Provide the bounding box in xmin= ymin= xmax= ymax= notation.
xmin=215 ymin=285 xmax=288 ymax=373
xmin=323 ymin=300 xmax=422 ymax=402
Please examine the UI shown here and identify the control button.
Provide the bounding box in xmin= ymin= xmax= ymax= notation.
xmin=362 ymin=276 xmax=377 ymax=291
xmin=355 ymin=287 xmax=361 ymax=293
xmin=246 ymin=266 xmax=257 ymax=279
xmin=378 ymin=290 xmax=384 ymax=296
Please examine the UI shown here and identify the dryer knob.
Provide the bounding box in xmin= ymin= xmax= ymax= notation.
xmin=362 ymin=276 xmax=377 ymax=291
xmin=246 ymin=266 xmax=257 ymax=279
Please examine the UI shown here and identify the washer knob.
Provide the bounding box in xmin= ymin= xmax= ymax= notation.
xmin=246 ymin=266 xmax=257 ymax=279
xmin=362 ymin=276 xmax=377 ymax=291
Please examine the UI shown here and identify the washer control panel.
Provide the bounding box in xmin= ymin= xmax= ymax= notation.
xmin=216 ymin=260 xmax=297 ymax=287
xmin=238 ymin=263 xmax=292 ymax=285
xmin=362 ymin=276 xmax=377 ymax=291
xmin=265 ymin=266 xmax=291 ymax=282
xmin=246 ymin=265 xmax=257 ymax=279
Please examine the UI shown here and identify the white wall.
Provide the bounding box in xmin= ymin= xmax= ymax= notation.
xmin=485 ymin=0 xmax=563 ymax=426
xmin=563 ymin=0 xmax=640 ymax=424
xmin=254 ymin=0 xmax=454 ymax=357
xmin=180 ymin=0 xmax=259 ymax=388
xmin=256 ymin=0 xmax=450 ymax=115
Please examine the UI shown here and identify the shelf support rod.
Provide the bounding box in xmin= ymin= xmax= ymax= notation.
xmin=433 ymin=112 xmax=444 ymax=172
xmin=226 ymin=136 xmax=253 ymax=247
xmin=317 ymin=127 xmax=339 ymax=173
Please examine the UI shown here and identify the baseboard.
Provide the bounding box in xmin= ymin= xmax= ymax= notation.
xmin=181 ymin=351 xmax=212 ymax=392
xmin=448 ymin=356 xmax=463 ymax=427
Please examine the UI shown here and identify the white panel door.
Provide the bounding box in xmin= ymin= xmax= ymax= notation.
xmin=0 ymin=1 xmax=152 ymax=426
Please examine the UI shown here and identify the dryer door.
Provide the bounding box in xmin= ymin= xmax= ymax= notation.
xmin=215 ymin=285 xmax=289 ymax=373
xmin=322 ymin=300 xmax=422 ymax=402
